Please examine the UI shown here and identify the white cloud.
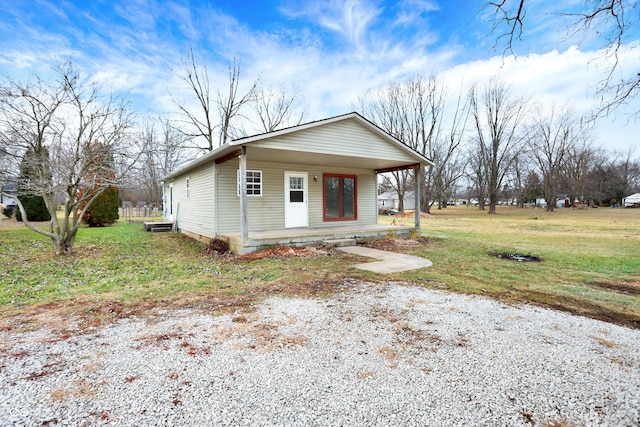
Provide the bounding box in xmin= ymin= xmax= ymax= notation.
xmin=439 ymin=44 xmax=639 ymax=151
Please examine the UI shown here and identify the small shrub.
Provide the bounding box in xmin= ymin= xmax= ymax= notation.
xmin=206 ymin=238 xmax=230 ymax=254
xmin=2 ymin=205 xmax=15 ymax=218
xmin=15 ymin=195 xmax=51 ymax=222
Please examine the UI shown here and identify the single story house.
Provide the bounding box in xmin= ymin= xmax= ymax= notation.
xmin=623 ymin=193 xmax=640 ymax=207
xmin=162 ymin=112 xmax=433 ymax=254
xmin=377 ymin=190 xmax=415 ymax=211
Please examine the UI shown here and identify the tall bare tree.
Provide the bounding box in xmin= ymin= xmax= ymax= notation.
xmin=527 ymin=106 xmax=590 ymax=211
xmin=357 ymin=75 xmax=466 ymax=213
xmin=0 ymin=62 xmax=137 ymax=255
xmin=357 ymin=81 xmax=413 ymax=211
xmin=487 ymin=0 xmax=639 ymax=117
xmin=216 ymin=58 xmax=259 ymax=146
xmin=564 ymin=142 xmax=596 ymax=206
xmin=468 ymin=79 xmax=527 ymax=214
xmin=173 ymin=50 xmax=259 ymax=151
xmin=252 ymin=83 xmax=306 ymax=133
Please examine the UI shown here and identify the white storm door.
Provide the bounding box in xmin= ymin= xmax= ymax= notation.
xmin=284 ymin=172 xmax=308 ymax=228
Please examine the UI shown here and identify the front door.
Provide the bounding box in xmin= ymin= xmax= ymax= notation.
xmin=284 ymin=172 xmax=308 ymax=228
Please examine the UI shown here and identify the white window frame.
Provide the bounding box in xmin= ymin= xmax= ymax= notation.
xmin=237 ymin=170 xmax=263 ymax=197
xmin=186 ymin=177 xmax=190 ymax=199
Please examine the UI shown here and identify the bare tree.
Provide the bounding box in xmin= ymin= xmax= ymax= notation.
xmin=217 ymin=58 xmax=259 ymax=145
xmin=468 ymin=79 xmax=527 ymax=214
xmin=173 ymin=51 xmax=259 ymax=151
xmin=358 ymin=75 xmax=466 ymax=213
xmin=564 ymin=142 xmax=597 ymax=207
xmin=428 ymin=90 xmax=469 ymax=211
xmin=252 ymin=83 xmax=306 ymax=133
xmin=528 ymin=106 xmax=591 ymax=211
xmin=136 ymin=118 xmax=193 ymax=206
xmin=0 ymin=62 xmax=137 ymax=255
xmin=357 ymin=81 xmax=413 ymax=211
xmin=614 ymin=148 xmax=640 ymax=195
xmin=486 ymin=0 xmax=640 ymax=116
xmin=172 ymin=48 xmax=216 ymax=151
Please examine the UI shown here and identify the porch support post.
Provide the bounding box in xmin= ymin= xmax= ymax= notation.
xmin=414 ymin=165 xmax=421 ymax=233
xmin=239 ymin=146 xmax=248 ymax=241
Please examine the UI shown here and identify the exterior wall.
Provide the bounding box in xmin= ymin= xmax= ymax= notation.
xmin=169 ymin=162 xmax=216 ymax=239
xmin=257 ymin=119 xmax=418 ymax=163
xmin=216 ymin=159 xmax=377 ymax=234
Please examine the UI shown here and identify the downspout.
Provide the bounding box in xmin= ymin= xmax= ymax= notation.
xmin=239 ymin=146 xmax=248 ymax=242
xmin=414 ymin=165 xmax=421 ymax=234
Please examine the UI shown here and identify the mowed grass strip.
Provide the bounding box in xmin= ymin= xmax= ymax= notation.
xmin=1 ymin=206 xmax=639 ymax=329
xmin=383 ymin=206 xmax=640 ymax=328
xmin=0 ymin=220 xmax=366 ymax=328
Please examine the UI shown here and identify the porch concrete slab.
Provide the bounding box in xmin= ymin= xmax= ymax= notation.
xmin=337 ymin=246 xmax=433 ymax=274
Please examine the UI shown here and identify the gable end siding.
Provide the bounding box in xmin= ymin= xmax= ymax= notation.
xmin=173 ymin=163 xmax=216 ymax=238
xmin=255 ymin=120 xmax=418 ymax=163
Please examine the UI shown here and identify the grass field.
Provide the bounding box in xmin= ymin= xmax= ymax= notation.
xmin=1 ymin=206 xmax=639 ymax=330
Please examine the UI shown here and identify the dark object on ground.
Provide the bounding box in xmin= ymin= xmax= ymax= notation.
xmin=491 ymin=252 xmax=543 ymax=262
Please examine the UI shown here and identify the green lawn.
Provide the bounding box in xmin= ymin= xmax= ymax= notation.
xmin=382 ymin=206 xmax=640 ymax=328
xmin=1 ymin=206 xmax=639 ymax=329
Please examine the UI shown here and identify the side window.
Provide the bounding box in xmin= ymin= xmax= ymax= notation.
xmin=237 ymin=170 xmax=263 ymax=197
xmin=186 ymin=177 xmax=190 ymax=199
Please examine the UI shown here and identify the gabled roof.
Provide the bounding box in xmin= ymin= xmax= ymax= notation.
xmin=164 ymin=112 xmax=433 ymax=180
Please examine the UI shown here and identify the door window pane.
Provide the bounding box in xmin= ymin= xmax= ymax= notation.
xmin=290 ymin=190 xmax=304 ymax=203
xmin=289 ymin=176 xmax=303 ymax=190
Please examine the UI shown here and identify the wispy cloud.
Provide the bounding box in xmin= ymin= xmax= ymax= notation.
xmin=0 ymin=0 xmax=637 ymax=151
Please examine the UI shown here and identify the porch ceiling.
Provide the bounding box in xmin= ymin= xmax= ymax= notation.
xmin=247 ymin=146 xmax=415 ymax=170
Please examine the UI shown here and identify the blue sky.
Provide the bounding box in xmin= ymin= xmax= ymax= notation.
xmin=0 ymin=0 xmax=638 ymax=151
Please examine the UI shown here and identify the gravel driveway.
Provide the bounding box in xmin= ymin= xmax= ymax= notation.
xmin=1 ymin=282 xmax=639 ymax=426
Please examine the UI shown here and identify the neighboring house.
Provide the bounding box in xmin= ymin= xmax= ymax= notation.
xmin=535 ymin=197 xmax=547 ymax=208
xmin=623 ymin=193 xmax=640 ymax=207
xmin=377 ymin=190 xmax=415 ymax=210
xmin=556 ymin=196 xmax=571 ymax=208
xmin=0 ymin=181 xmax=17 ymax=207
xmin=162 ymin=112 xmax=433 ymax=254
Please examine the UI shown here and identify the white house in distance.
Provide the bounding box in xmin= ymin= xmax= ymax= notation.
xmin=377 ymin=190 xmax=416 ymax=211
xmin=623 ymin=193 xmax=640 ymax=207
xmin=162 ymin=113 xmax=433 ymax=254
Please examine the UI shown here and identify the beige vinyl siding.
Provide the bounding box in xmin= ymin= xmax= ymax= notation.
xmin=256 ymin=119 xmax=417 ymax=163
xmin=173 ymin=163 xmax=216 ymax=238
xmin=216 ymin=159 xmax=377 ymax=233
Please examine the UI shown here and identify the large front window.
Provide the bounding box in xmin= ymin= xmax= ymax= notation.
xmin=323 ymin=174 xmax=357 ymax=221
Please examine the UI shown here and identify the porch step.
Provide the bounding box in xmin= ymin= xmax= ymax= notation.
xmin=323 ymin=238 xmax=356 ymax=248
xmin=150 ymin=226 xmax=172 ymax=233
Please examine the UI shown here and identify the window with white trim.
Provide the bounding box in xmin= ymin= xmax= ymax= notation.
xmin=186 ymin=177 xmax=190 ymax=199
xmin=237 ymin=170 xmax=263 ymax=196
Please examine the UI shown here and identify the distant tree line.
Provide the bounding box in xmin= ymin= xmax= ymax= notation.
xmin=358 ymin=76 xmax=639 ymax=213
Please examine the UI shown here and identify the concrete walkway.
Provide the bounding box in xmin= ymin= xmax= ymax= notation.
xmin=336 ymin=246 xmax=433 ymax=273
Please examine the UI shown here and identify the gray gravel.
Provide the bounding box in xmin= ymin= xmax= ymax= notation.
xmin=1 ymin=282 xmax=639 ymax=426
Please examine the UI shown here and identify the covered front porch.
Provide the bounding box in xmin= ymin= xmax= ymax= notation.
xmin=218 ymin=223 xmax=418 ymax=255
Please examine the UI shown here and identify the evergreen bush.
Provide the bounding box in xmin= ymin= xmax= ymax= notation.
xmin=83 ymin=186 xmax=119 ymax=227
